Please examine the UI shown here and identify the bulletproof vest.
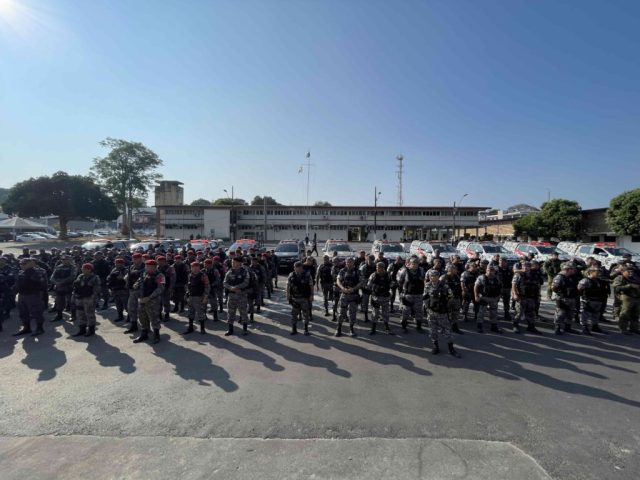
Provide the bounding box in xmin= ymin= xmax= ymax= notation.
xmin=53 ymin=265 xmax=74 ymax=280
xmin=205 ymin=267 xmax=219 ymax=286
xmin=188 ymin=271 xmax=206 ymax=296
xmin=556 ymin=274 xmax=578 ymax=298
xmin=482 ymin=275 xmax=501 ymax=297
xmin=371 ymin=272 xmax=391 ymax=297
xmin=93 ymin=259 xmax=111 ymax=278
xmin=519 ymin=272 xmax=541 ymax=298
xmin=74 ymin=275 xmax=95 ymax=298
xmin=360 ymin=263 xmax=376 ymax=279
xmin=426 ymin=283 xmax=449 ymax=313
xmin=582 ymin=278 xmax=605 ymax=301
xmin=497 ymin=267 xmax=513 ymax=286
xmin=226 ymin=267 xmax=248 ymax=288
xmin=318 ymin=264 xmax=333 ymax=284
xmin=142 ymin=272 xmax=161 ymax=297
xmin=108 ymin=267 xmax=127 ymax=290
xmin=443 ymin=274 xmax=462 ymax=298
xmin=290 ymin=272 xmax=312 ymax=297
xmin=405 ymin=268 xmax=425 ymax=295
xmin=340 ymin=268 xmax=360 ymax=289
xmin=174 ymin=263 xmax=189 ymax=285
xmin=461 ymin=271 xmax=478 ymax=288
xmin=17 ymin=269 xmax=45 ymax=295
xmin=127 ymin=263 xmax=145 ymax=288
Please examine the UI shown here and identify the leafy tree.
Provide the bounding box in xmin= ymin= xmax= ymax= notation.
xmin=0 ymin=187 xmax=9 ymax=209
xmin=513 ymin=213 xmax=544 ymax=239
xmin=212 ymin=197 xmax=247 ymax=206
xmin=513 ymin=199 xmax=581 ymax=240
xmin=91 ymin=138 xmax=162 ymax=236
xmin=2 ymin=172 xmax=118 ymax=239
xmin=606 ymin=188 xmax=640 ymax=235
xmin=191 ymin=198 xmax=212 ymax=206
xmin=251 ymin=195 xmax=281 ymax=206
xmin=313 ymin=201 xmax=332 ymax=207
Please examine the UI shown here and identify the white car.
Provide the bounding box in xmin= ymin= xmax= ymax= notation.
xmin=463 ymin=242 xmax=520 ymax=266
xmin=573 ymin=243 xmax=640 ymax=268
xmin=16 ymin=233 xmax=46 ymax=241
xmin=33 ymin=231 xmax=58 ymax=239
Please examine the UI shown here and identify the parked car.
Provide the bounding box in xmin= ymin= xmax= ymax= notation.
xmin=66 ymin=231 xmax=83 ymax=238
xmin=322 ymin=240 xmax=354 ymax=261
xmin=16 ymin=233 xmax=46 ymax=241
xmin=463 ymin=242 xmax=520 ymax=266
xmin=573 ymin=242 xmax=640 ymax=268
xmin=274 ymin=239 xmax=306 ymax=270
xmin=371 ymin=240 xmax=407 ymax=261
xmin=409 ymin=241 xmax=468 ymax=262
xmin=513 ymin=242 xmax=570 ymax=262
xmin=32 ymin=231 xmax=58 ymax=239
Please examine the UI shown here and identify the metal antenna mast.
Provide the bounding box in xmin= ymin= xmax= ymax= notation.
xmin=396 ymin=154 xmax=404 ymax=207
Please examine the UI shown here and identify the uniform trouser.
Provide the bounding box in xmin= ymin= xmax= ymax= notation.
xmin=188 ymin=295 xmax=206 ymax=322
xmin=208 ymin=293 xmax=219 ymax=315
xmin=247 ymin=292 xmax=256 ymax=316
xmin=390 ymin=285 xmax=398 ymax=309
xmin=228 ymin=292 xmax=249 ymax=326
xmin=448 ymin=297 xmax=461 ymax=325
xmin=254 ymin=283 xmax=264 ymax=306
xmin=215 ymin=286 xmax=224 ymax=310
xmin=361 ymin=292 xmax=370 ymax=314
xmin=111 ymin=289 xmax=128 ymax=317
xmin=613 ymin=294 xmax=622 ymax=319
xmin=618 ymin=297 xmax=640 ymax=332
xmin=500 ymin=288 xmax=512 ymax=320
xmin=581 ymin=300 xmax=602 ymax=327
xmin=332 ymin=289 xmax=341 ymax=316
xmin=401 ymin=294 xmax=424 ymax=328
xmin=76 ymin=296 xmax=97 ymax=327
xmin=139 ymin=299 xmax=161 ymax=331
xmin=515 ymin=297 xmax=537 ymax=326
xmin=160 ymin=288 xmax=172 ymax=315
xmin=291 ymin=297 xmax=311 ymax=327
xmin=18 ymin=293 xmax=45 ymax=329
xmin=338 ymin=293 xmax=359 ymax=327
xmin=428 ymin=310 xmax=452 ymax=343
xmin=546 ymin=275 xmax=555 ymax=299
xmin=462 ymin=292 xmax=478 ymax=320
xmin=54 ymin=288 xmax=72 ymax=313
xmin=554 ymin=298 xmax=577 ymax=327
xmin=371 ymin=296 xmax=390 ymax=325
xmin=477 ymin=296 xmax=499 ymax=324
xmin=99 ymin=279 xmax=109 ymax=304
xmin=265 ymin=279 xmax=273 ymax=298
xmin=128 ymin=290 xmax=141 ymax=325
xmin=320 ymin=283 xmax=332 ymax=312
xmin=173 ymin=286 xmax=186 ymax=308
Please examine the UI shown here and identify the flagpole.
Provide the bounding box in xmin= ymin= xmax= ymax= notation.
xmin=306 ymin=152 xmax=311 ymax=238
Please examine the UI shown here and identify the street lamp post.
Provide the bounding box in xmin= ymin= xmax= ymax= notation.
xmin=223 ymin=186 xmax=235 ymax=242
xmin=373 ymin=186 xmax=382 ymax=240
xmin=452 ymin=193 xmax=468 ymax=244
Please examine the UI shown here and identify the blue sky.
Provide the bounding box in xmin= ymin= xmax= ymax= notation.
xmin=1 ymin=0 xmax=638 ymax=209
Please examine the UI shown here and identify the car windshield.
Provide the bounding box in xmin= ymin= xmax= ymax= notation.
xmin=605 ymin=247 xmax=635 ymax=256
xmin=482 ymin=245 xmax=508 ymax=254
xmin=328 ymin=244 xmax=350 ymax=252
xmin=380 ymin=244 xmax=404 ymax=253
xmin=536 ymin=246 xmax=556 ymax=254
xmin=556 ymin=248 xmax=568 ymax=255
xmin=431 ymin=244 xmax=456 ymax=253
xmin=229 ymin=243 xmax=252 ymax=251
xmin=276 ymin=244 xmax=299 ymax=252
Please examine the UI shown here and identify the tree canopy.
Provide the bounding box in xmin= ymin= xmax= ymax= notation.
xmin=513 ymin=199 xmax=581 ymax=240
xmin=606 ymin=188 xmax=640 ymax=236
xmin=313 ymin=201 xmax=332 ymax=207
xmin=212 ymin=197 xmax=247 ymax=206
xmin=91 ymin=138 xmax=162 ymax=235
xmin=251 ymin=196 xmax=281 ymax=206
xmin=2 ymin=171 xmax=118 ymax=239
xmin=191 ymin=198 xmax=212 ymax=206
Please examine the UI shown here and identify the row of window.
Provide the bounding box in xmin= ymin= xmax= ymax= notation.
xmin=236 ymin=224 xmax=462 ymax=231
xmin=164 ymin=209 xmax=202 ymax=217
xmin=240 ymin=209 xmax=477 ymax=217
xmin=164 ymin=223 xmax=203 ymax=229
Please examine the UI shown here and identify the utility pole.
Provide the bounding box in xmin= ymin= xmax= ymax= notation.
xmin=224 ymin=186 xmax=235 ymax=242
xmin=452 ymin=193 xmax=468 ymax=244
xmin=396 ymin=154 xmax=404 ymax=207
xmin=374 ymin=186 xmax=382 ymax=240
xmin=300 ymin=151 xmax=314 ymax=238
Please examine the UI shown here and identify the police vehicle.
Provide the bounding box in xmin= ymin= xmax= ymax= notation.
xmin=573 ymin=242 xmax=640 ymax=268
xmin=274 ymin=239 xmax=306 ymax=271
xmin=409 ymin=241 xmax=468 ymax=262
xmin=513 ymin=242 xmax=570 ymax=262
xmin=463 ymin=242 xmax=520 ymax=266
xmin=322 ymin=240 xmax=354 ymax=261
xmin=371 ymin=240 xmax=407 ymax=261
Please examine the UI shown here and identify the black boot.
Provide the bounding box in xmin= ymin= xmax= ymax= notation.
xmin=184 ymin=320 xmax=194 ymax=334
xmin=242 ymin=323 xmax=248 ymax=336
xmin=526 ymin=324 xmax=542 ymax=334
xmin=213 ymin=311 xmax=218 ymax=322
xmin=172 ymin=305 xmax=179 ymax=313
xmin=250 ymin=312 xmax=254 ymax=324
xmin=582 ymin=326 xmax=592 ymax=336
xmin=331 ymin=313 xmax=337 ymax=322
xmin=591 ymin=324 xmax=607 ymax=334
xmin=133 ymin=330 xmax=149 ymax=343
xmin=401 ymin=320 xmax=408 ymax=333
xmin=349 ymin=325 xmax=357 ymax=337
xmin=304 ymin=325 xmax=310 ymax=336
xmin=334 ymin=325 xmax=342 ymax=337
xmin=384 ymin=322 xmax=393 ymax=335
xmin=152 ymin=328 xmax=161 ymax=344
xmin=476 ymin=323 xmax=484 ymax=333
xmin=451 ymin=323 xmax=463 ymax=334
xmin=369 ymin=323 xmax=377 ymax=335
xmin=53 ymin=312 xmax=63 ymax=321
xmin=431 ymin=340 xmax=440 ymax=355
xmin=101 ymin=301 xmax=108 ymax=310
xmin=225 ymin=324 xmax=234 ymax=336
xmin=490 ymin=323 xmax=503 ymax=334
xmin=363 ymin=312 xmax=369 ymax=323
xmin=448 ymin=342 xmax=461 ymax=358
xmin=564 ymin=324 xmax=576 ymax=334
xmin=30 ymin=326 xmax=44 ymax=336
xmin=124 ymin=323 xmax=138 ymax=334
xmin=200 ymin=321 xmax=206 ymax=334
xmin=164 ymin=312 xmax=170 ymax=322
xmin=416 ymin=323 xmax=423 ymax=332
xmin=13 ymin=327 xmax=32 ymax=336
xmin=256 ymin=305 xmax=261 ymax=313
xmin=84 ymin=325 xmax=96 ymax=337
xmin=324 ymin=309 xmax=330 ymax=317
xmin=290 ymin=323 xmax=298 ymax=335
xmin=72 ymin=325 xmax=87 ymax=337
xmin=117 ymin=314 xmax=125 ymax=322
xmin=554 ymin=326 xmax=562 ymax=335
xmin=512 ymin=323 xmax=521 ymax=334
xmin=219 ymin=305 xmax=224 ymax=313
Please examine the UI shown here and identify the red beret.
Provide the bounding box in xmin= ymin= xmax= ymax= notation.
xmin=142 ymin=254 xmax=151 ymax=259
xmin=82 ymin=263 xmax=93 ymax=270
xmin=156 ymin=256 xmax=166 ymax=262
xmin=145 ymin=260 xmax=157 ymax=266
xmin=190 ymin=261 xmax=201 ymax=267
xmin=132 ymin=253 xmax=142 ymax=259
xmin=204 ymin=259 xmax=213 ymax=265
xmin=174 ymin=255 xmax=183 ymax=260
xmin=115 ymin=258 xmax=125 ymax=264
xmin=213 ymin=256 xmax=220 ymax=261
xmin=187 ymin=250 xmax=195 ymax=255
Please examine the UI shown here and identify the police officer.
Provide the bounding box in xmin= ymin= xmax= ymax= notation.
xmin=552 ymin=263 xmax=580 ymax=335
xmin=474 ymin=265 xmax=504 ymax=333
xmin=496 ymin=257 xmax=514 ymax=322
xmin=461 ymin=263 xmax=479 ymax=322
xmin=543 ymin=252 xmax=562 ymax=300
xmin=612 ymin=266 xmax=640 ymax=335
xmin=223 ymin=257 xmax=250 ymax=336
xmin=71 ymin=263 xmax=101 ymax=337
xmin=106 ymin=257 xmax=128 ymax=322
xmin=359 ymin=255 xmax=377 ymax=323
xmin=92 ymin=251 xmax=111 ymax=310
xmin=203 ymin=258 xmax=220 ymax=322
xmin=250 ymin=256 xmax=266 ymax=315
xmin=0 ymin=257 xmax=16 ymax=329
xmin=133 ymin=259 xmax=165 ymax=344
xmin=13 ymin=257 xmax=48 ymax=336
xmin=315 ymin=255 xmax=334 ymax=316
xmin=424 ymin=270 xmax=460 ymax=357
xmin=124 ymin=253 xmax=145 ymax=334
xmin=50 ymin=255 xmax=76 ymax=321
xmin=211 ymin=256 xmax=225 ymax=313
xmin=512 ymin=261 xmax=542 ymax=334
xmin=367 ymin=261 xmax=392 ymax=334
xmin=330 ymin=257 xmax=343 ymax=322
xmin=577 ymin=266 xmax=608 ymax=335
xmin=185 ymin=261 xmax=210 ymax=334
xmin=387 ymin=255 xmax=404 ymax=313
xmin=172 ymin=255 xmax=189 ymax=313
xmin=441 ymin=264 xmax=463 ymax=334
xmin=400 ymin=258 xmax=425 ymax=333
xmin=286 ymin=261 xmax=314 ymax=335
xmin=335 ymin=257 xmax=361 ymax=337
xmin=157 ymin=256 xmax=175 ymax=322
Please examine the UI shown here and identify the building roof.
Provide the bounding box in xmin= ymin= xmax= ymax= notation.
xmin=156 ymin=204 xmax=489 ymax=211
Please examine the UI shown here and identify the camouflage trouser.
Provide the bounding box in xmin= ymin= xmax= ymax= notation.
xmin=515 ymin=297 xmax=537 ymax=326
xmin=581 ymin=300 xmax=602 ymax=327
xmin=188 ymin=295 xmax=206 ymax=322
xmin=618 ymin=297 xmax=640 ymax=332
xmin=554 ymin=297 xmax=577 ymax=327
xmin=139 ymin=299 xmax=161 ymax=331
xmin=127 ymin=290 xmax=141 ymax=325
xmin=338 ymin=293 xmax=359 ymax=327
xmin=53 ymin=288 xmax=72 ymax=313
xmin=332 ymin=288 xmax=341 ymax=317
xmin=546 ymin=275 xmax=555 ymax=299
xmin=228 ymin=292 xmax=248 ymax=326
xmin=18 ymin=293 xmax=45 ymax=329
xmin=448 ymin=297 xmax=461 ymax=326
xmin=477 ymin=296 xmax=499 ymax=325
xmin=360 ymin=292 xmax=371 ymax=314
xmin=428 ymin=310 xmax=451 ymax=343
xmin=254 ymin=283 xmax=264 ymax=306
xmin=76 ymin=296 xmax=97 ymax=327
xmin=500 ymin=288 xmax=512 ymax=321
xmin=291 ymin=297 xmax=311 ymax=327
xmin=401 ymin=294 xmax=424 ymax=328
xmin=160 ymin=288 xmax=172 ymax=315
xmin=99 ymin=279 xmax=109 ymax=304
xmin=390 ymin=285 xmax=398 ymax=310
xmin=613 ymin=294 xmax=621 ymax=320
xmin=215 ymin=286 xmax=224 ymax=310
xmin=320 ymin=283 xmax=333 ymax=312
xmin=371 ymin=295 xmax=390 ymax=325
xmin=462 ymin=291 xmax=478 ymax=320
xmin=111 ymin=289 xmax=128 ymax=317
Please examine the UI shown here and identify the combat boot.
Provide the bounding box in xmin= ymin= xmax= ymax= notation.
xmin=171 ymin=305 xmax=179 ymax=313
xmin=490 ymin=323 xmax=503 ymax=334
xmin=184 ymin=319 xmax=194 ymax=334
xmin=124 ymin=323 xmax=138 ymax=334
xmin=213 ymin=311 xmax=218 ymax=322
xmin=526 ymin=324 xmax=542 ymax=335
xmin=304 ymin=325 xmax=310 ymax=336
xmin=225 ymin=324 xmax=234 ymax=336
xmin=331 ymin=312 xmax=337 ymax=322
xmin=452 ymin=323 xmax=463 ymax=334
xmin=324 ymin=308 xmax=330 ymax=317
xmin=53 ymin=312 xmax=63 ymax=321
xmin=13 ymin=327 xmax=32 ymax=336
xmin=242 ymin=323 xmax=248 ymax=336
xmin=72 ymin=326 xmax=87 ymax=337
xmin=163 ymin=312 xmax=170 ymax=322
xmin=219 ymin=304 xmax=224 ymax=313
xmin=582 ymin=326 xmax=592 ymax=336
xmin=416 ymin=322 xmax=423 ymax=332
xmin=249 ymin=312 xmax=254 ymax=324
xmin=290 ymin=323 xmax=298 ymax=335
xmin=363 ymin=312 xmax=369 ymax=323
xmin=564 ymin=324 xmax=576 ymax=334
xmin=369 ymin=323 xmax=377 ymax=335
xmin=431 ymin=340 xmax=440 ymax=355
xmin=256 ymin=305 xmax=261 ymax=313
xmin=512 ymin=323 xmax=521 ymax=334
xmin=334 ymin=325 xmax=342 ymax=337
xmin=591 ymin=324 xmax=607 ymax=334
xmin=152 ymin=328 xmax=161 ymax=344
xmin=349 ymin=325 xmax=357 ymax=337
xmin=101 ymin=300 xmax=108 ymax=310
xmin=85 ymin=325 xmax=96 ymax=337
xmin=31 ymin=325 xmax=44 ymax=336
xmin=117 ymin=314 xmax=125 ymax=323
xmin=476 ymin=323 xmax=484 ymax=333
xmin=384 ymin=322 xmax=393 ymax=335
xmin=448 ymin=342 xmax=461 ymax=358
xmin=554 ymin=327 xmax=562 ymax=335
xmin=200 ymin=321 xmax=206 ymax=334
xmin=133 ymin=330 xmax=149 ymax=343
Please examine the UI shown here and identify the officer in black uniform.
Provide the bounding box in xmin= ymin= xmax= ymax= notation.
xmin=13 ymin=257 xmax=48 ymax=336
xmin=316 ymin=255 xmax=334 ymax=316
xmin=287 ymin=261 xmax=314 ymax=335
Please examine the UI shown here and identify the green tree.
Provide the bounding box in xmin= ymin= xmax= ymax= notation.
xmin=2 ymin=172 xmax=118 ymax=239
xmin=91 ymin=138 xmax=163 ymax=236
xmin=606 ymin=188 xmax=640 ymax=235
xmin=251 ymin=195 xmax=281 ymax=206
xmin=0 ymin=187 xmax=9 ymax=209
xmin=513 ymin=213 xmax=544 ymax=239
xmin=212 ymin=197 xmax=247 ymax=206
xmin=191 ymin=198 xmax=212 ymax=206
xmin=313 ymin=201 xmax=332 ymax=207
xmin=513 ymin=199 xmax=581 ymax=240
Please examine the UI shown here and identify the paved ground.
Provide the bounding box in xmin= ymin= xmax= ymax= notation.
xmin=0 ymin=242 xmax=639 ymax=479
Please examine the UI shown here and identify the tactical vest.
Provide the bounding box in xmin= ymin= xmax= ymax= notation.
xmin=426 ymin=283 xmax=449 ymax=313
xmin=108 ymin=267 xmax=127 ymax=290
xmin=482 ymin=276 xmax=501 ymax=297
xmin=582 ymin=278 xmax=605 ymax=301
xmin=74 ymin=275 xmax=95 ymax=298
xmin=290 ymin=272 xmax=312 ymax=297
xmin=340 ymin=268 xmax=360 ymax=289
xmin=318 ymin=264 xmax=333 ymax=284
xmin=556 ymin=275 xmax=578 ymax=298
xmin=518 ymin=273 xmax=540 ymax=298
xmin=370 ymin=272 xmax=391 ymax=297
xmin=127 ymin=264 xmax=145 ymax=289
xmin=227 ymin=267 xmax=248 ymax=288
xmin=188 ymin=271 xmax=206 ymax=296
xmin=461 ymin=271 xmax=478 ymax=288
xmin=53 ymin=265 xmax=74 ymax=281
xmin=17 ymin=269 xmax=45 ymax=295
xmin=443 ymin=275 xmax=462 ymax=298
xmin=142 ymin=272 xmax=161 ymax=297
xmin=405 ymin=268 xmax=425 ymax=295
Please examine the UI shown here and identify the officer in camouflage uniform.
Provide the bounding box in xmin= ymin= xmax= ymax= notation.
xmin=474 ymin=265 xmax=504 ymax=333
xmin=287 ymin=261 xmax=314 ymax=335
xmin=223 ymin=256 xmax=250 ymax=336
xmin=577 ymin=266 xmax=608 ymax=335
xmin=400 ymin=258 xmax=425 ymax=333
xmin=203 ymin=258 xmax=220 ymax=321
xmin=133 ymin=259 xmax=165 ymax=344
xmin=543 ymin=251 xmax=562 ymax=300
xmin=424 ymin=270 xmax=460 ymax=357
xmin=106 ymin=257 xmax=128 ymax=322
xmin=50 ymin=255 xmax=76 ymax=321
xmin=512 ymin=261 xmax=542 ymax=334
xmin=184 ymin=261 xmax=210 ymax=334
xmin=336 ymin=257 xmax=362 ymax=337
xmin=71 ymin=263 xmax=101 ymax=337
xmin=330 ymin=257 xmax=342 ymax=321
xmin=212 ymin=256 xmax=225 ymax=313
xmin=461 ymin=263 xmax=479 ymax=322
xmin=612 ymin=266 xmax=640 ymax=334
xmin=441 ymin=264 xmax=463 ymax=334
xmin=387 ymin=256 xmax=404 ymax=313
xmin=157 ymin=256 xmax=175 ymax=322
xmin=551 ymin=263 xmax=580 ymax=335
xmin=316 ymin=255 xmax=334 ymax=316
xmin=367 ymin=261 xmax=393 ymax=335
xmin=92 ymin=251 xmax=111 ymax=310
xmin=124 ymin=253 xmax=145 ymax=334
xmin=496 ymin=257 xmax=513 ymax=322
xmin=358 ymin=255 xmax=377 ymax=323
xmin=13 ymin=257 xmax=48 ymax=337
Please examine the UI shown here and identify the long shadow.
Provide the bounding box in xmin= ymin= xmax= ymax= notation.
xmin=85 ymin=335 xmax=136 ymax=374
xmin=20 ymin=328 xmax=67 ymax=381
xmin=0 ymin=315 xmax=19 ymax=360
xmin=151 ymin=339 xmax=238 ymax=391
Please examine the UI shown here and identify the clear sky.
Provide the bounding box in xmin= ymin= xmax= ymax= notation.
xmin=1 ymin=0 xmax=638 ymax=210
